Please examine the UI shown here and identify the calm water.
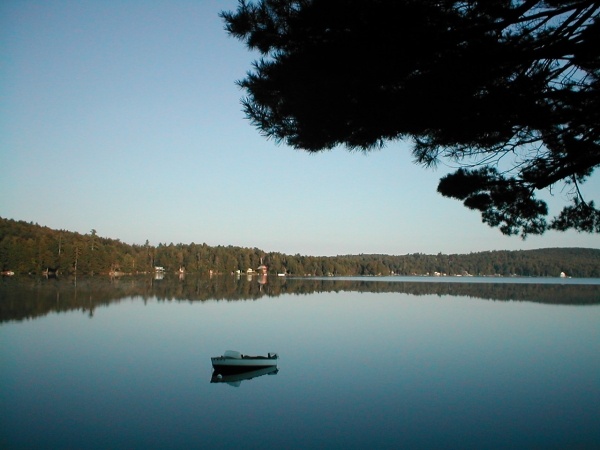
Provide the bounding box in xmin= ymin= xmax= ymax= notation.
xmin=1 ymin=276 xmax=599 ymax=449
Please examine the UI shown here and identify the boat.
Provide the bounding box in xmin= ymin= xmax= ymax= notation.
xmin=211 ymin=366 xmax=279 ymax=387
xmin=211 ymin=350 xmax=278 ymax=373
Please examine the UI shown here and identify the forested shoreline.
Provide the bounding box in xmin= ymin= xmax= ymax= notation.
xmin=1 ymin=217 xmax=599 ymax=277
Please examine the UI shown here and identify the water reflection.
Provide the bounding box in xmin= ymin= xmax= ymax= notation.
xmin=211 ymin=367 xmax=279 ymax=387
xmin=1 ymin=275 xmax=599 ymax=323
xmin=2 ymin=276 xmax=598 ymax=449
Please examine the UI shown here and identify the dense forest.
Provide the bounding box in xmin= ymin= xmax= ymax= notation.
xmin=1 ymin=217 xmax=599 ymax=277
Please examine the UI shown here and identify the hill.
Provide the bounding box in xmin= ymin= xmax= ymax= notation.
xmin=1 ymin=217 xmax=598 ymax=277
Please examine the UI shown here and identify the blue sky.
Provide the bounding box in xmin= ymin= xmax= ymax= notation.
xmin=1 ymin=0 xmax=598 ymax=256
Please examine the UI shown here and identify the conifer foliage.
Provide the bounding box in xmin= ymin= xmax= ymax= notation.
xmin=221 ymin=0 xmax=600 ymax=236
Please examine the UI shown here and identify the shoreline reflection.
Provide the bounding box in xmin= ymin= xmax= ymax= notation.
xmin=1 ymin=275 xmax=599 ymax=323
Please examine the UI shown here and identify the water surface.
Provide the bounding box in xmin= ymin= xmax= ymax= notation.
xmin=1 ymin=276 xmax=599 ymax=449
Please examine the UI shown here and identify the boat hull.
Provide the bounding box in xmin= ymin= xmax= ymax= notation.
xmin=211 ymin=353 xmax=278 ymax=374
xmin=211 ymin=358 xmax=277 ymax=373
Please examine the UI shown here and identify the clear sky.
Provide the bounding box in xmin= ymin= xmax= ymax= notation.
xmin=1 ymin=0 xmax=598 ymax=256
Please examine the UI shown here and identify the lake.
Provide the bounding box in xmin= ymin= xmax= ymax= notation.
xmin=1 ymin=275 xmax=599 ymax=449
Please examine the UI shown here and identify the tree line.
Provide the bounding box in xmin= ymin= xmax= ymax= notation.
xmin=1 ymin=217 xmax=599 ymax=277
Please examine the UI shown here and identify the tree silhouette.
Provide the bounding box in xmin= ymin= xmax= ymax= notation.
xmin=221 ymin=0 xmax=600 ymax=236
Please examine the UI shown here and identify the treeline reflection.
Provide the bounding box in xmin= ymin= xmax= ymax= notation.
xmin=1 ymin=275 xmax=598 ymax=322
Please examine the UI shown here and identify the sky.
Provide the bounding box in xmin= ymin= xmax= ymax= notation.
xmin=1 ymin=0 xmax=598 ymax=257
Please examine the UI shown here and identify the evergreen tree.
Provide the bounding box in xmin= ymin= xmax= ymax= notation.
xmin=221 ymin=0 xmax=600 ymax=236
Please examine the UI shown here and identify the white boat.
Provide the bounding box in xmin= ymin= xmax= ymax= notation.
xmin=211 ymin=350 xmax=278 ymax=373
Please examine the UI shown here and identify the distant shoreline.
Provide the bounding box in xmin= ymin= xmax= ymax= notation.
xmin=1 ymin=217 xmax=599 ymax=278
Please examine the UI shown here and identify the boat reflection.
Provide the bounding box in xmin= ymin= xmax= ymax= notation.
xmin=210 ymin=366 xmax=279 ymax=387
